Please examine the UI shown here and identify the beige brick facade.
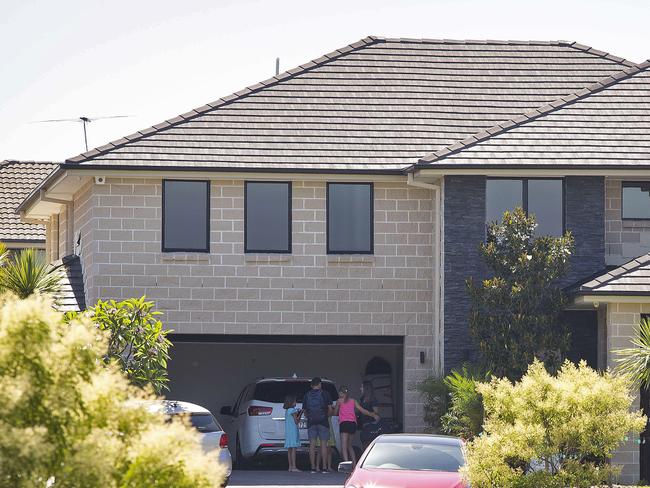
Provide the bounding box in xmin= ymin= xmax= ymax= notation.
xmin=606 ymin=177 xmax=650 ymax=266
xmin=64 ymin=176 xmax=436 ymax=431
xmin=605 ymin=302 xmax=647 ymax=485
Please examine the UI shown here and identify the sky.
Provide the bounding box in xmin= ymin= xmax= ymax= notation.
xmin=1 ymin=0 xmax=649 ymax=162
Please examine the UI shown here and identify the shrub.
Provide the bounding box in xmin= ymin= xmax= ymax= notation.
xmin=65 ymin=296 xmax=172 ymax=394
xmin=463 ymin=360 xmax=645 ymax=488
xmin=0 ymin=293 xmax=224 ymax=488
xmin=0 ymin=247 xmax=62 ymax=299
xmin=616 ymin=317 xmax=650 ymax=389
xmin=467 ymin=208 xmax=574 ymax=379
xmin=418 ymin=365 xmax=488 ymax=439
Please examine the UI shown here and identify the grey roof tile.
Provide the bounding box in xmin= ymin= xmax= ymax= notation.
xmin=0 ymin=161 xmax=58 ymax=242
xmin=53 ymin=254 xmax=86 ymax=312
xmin=61 ymin=37 xmax=632 ymax=171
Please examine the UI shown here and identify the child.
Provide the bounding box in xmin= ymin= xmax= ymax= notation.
xmin=283 ymin=394 xmax=302 ymax=472
xmin=334 ymin=385 xmax=380 ymax=467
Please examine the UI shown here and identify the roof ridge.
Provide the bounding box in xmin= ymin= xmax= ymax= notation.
xmin=418 ymin=60 xmax=650 ymax=165
xmin=66 ymin=36 xmax=380 ymax=164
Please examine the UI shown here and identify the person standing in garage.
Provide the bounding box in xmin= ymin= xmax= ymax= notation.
xmin=304 ymin=377 xmax=333 ymax=473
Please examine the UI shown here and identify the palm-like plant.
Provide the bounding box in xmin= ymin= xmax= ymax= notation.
xmin=615 ymin=317 xmax=650 ymax=388
xmin=0 ymin=247 xmax=63 ymax=299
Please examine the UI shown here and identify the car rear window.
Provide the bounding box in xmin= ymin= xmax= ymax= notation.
xmin=187 ymin=413 xmax=222 ymax=433
xmin=362 ymin=441 xmax=464 ymax=472
xmin=253 ymin=381 xmax=338 ymax=403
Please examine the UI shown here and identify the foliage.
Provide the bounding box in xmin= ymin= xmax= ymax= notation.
xmin=418 ymin=365 xmax=488 ymax=439
xmin=467 ymin=208 xmax=575 ymax=379
xmin=65 ymin=296 xmax=172 ymax=394
xmin=0 ymin=293 xmax=224 ymax=488
xmin=615 ymin=317 xmax=650 ymax=389
xmin=441 ymin=366 xmax=487 ymax=440
xmin=0 ymin=247 xmax=63 ymax=299
xmin=463 ymin=360 xmax=646 ymax=488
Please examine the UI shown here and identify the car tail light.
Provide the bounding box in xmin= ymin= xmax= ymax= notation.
xmin=219 ymin=433 xmax=229 ymax=449
xmin=248 ymin=406 xmax=273 ymax=416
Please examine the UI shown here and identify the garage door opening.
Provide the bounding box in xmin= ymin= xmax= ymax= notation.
xmin=166 ymin=335 xmax=404 ymax=428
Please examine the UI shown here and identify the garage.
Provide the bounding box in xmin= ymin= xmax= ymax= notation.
xmin=166 ymin=335 xmax=404 ymax=439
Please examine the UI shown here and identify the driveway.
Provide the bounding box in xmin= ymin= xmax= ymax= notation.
xmin=229 ymin=470 xmax=347 ymax=487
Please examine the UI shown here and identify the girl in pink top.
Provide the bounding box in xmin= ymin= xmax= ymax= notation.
xmin=334 ymin=386 xmax=380 ymax=466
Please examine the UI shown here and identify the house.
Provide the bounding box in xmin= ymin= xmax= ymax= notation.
xmin=15 ymin=36 xmax=650 ymax=482
xmin=0 ymin=160 xmax=57 ymax=251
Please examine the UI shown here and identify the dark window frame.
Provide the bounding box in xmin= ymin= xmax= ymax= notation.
xmin=621 ymin=181 xmax=650 ymax=221
xmin=486 ymin=177 xmax=565 ymax=234
xmin=326 ymin=182 xmax=374 ymax=255
xmin=244 ymin=181 xmax=292 ymax=254
xmin=161 ymin=179 xmax=210 ymax=253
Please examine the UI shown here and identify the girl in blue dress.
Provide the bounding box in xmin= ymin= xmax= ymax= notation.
xmin=284 ymin=394 xmax=302 ymax=472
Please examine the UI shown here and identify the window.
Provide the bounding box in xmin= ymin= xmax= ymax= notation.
xmin=245 ymin=181 xmax=291 ymax=253
xmin=162 ymin=180 xmax=209 ymax=252
xmin=486 ymin=178 xmax=563 ymax=236
xmin=622 ymin=182 xmax=650 ymax=220
xmin=327 ymin=183 xmax=373 ymax=254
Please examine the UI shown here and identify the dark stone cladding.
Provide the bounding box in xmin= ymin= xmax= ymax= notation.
xmin=442 ymin=175 xmax=605 ymax=373
xmin=443 ymin=176 xmax=487 ymax=372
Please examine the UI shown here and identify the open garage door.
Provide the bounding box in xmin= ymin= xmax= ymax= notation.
xmin=166 ymin=335 xmax=404 ymax=428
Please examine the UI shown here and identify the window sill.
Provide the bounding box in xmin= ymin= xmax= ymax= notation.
xmin=327 ymin=255 xmax=375 ymax=264
xmin=245 ymin=254 xmax=292 ymax=264
xmin=622 ymin=219 xmax=650 ymax=230
xmin=161 ymin=253 xmax=210 ymax=263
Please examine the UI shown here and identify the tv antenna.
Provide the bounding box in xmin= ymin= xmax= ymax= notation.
xmin=32 ymin=115 xmax=130 ymax=151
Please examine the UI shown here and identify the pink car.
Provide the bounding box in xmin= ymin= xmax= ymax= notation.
xmin=339 ymin=434 xmax=466 ymax=488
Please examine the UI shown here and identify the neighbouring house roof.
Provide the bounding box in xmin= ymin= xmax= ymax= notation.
xmin=0 ymin=160 xmax=58 ymax=242
xmin=573 ymin=253 xmax=650 ymax=296
xmin=418 ymin=60 xmax=650 ymax=168
xmin=53 ymin=254 xmax=86 ymax=312
xmin=62 ymin=36 xmax=633 ymax=172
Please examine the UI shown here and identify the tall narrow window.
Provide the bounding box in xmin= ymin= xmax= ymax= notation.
xmin=485 ymin=178 xmax=563 ymax=236
xmin=622 ymin=182 xmax=650 ymax=219
xmin=162 ymin=180 xmax=209 ymax=252
xmin=327 ymin=183 xmax=373 ymax=254
xmin=245 ymin=181 xmax=291 ymax=253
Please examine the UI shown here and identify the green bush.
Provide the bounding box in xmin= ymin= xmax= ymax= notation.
xmin=463 ymin=360 xmax=646 ymax=488
xmin=0 ymin=293 xmax=224 ymax=488
xmin=418 ymin=365 xmax=488 ymax=439
xmin=0 ymin=246 xmax=62 ymax=299
xmin=65 ymin=296 xmax=172 ymax=394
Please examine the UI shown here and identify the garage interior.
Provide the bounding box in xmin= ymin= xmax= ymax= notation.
xmin=167 ymin=335 xmax=404 ymax=429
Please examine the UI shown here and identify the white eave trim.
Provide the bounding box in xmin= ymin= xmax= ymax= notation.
xmin=574 ymin=294 xmax=650 ymax=305
xmin=415 ymin=168 xmax=650 ymax=178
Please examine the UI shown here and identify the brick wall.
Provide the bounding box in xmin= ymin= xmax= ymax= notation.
xmin=70 ymin=176 xmax=435 ymax=431
xmin=606 ymin=177 xmax=650 ymax=265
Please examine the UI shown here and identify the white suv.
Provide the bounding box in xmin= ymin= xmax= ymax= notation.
xmin=146 ymin=400 xmax=233 ymax=484
xmin=220 ymin=378 xmax=340 ymax=466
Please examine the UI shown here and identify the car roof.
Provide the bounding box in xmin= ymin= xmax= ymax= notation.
xmin=144 ymin=400 xmax=213 ymax=416
xmin=374 ymin=434 xmax=463 ymax=446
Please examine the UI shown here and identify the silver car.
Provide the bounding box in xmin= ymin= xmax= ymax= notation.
xmin=147 ymin=400 xmax=233 ymax=485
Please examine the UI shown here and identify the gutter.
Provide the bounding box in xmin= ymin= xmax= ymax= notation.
xmin=406 ymin=172 xmax=444 ymax=376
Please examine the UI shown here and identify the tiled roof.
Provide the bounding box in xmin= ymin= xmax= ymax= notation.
xmin=53 ymin=255 xmax=86 ymax=312
xmin=574 ymin=253 xmax=650 ymax=296
xmin=64 ymin=36 xmax=633 ymax=172
xmin=0 ymin=160 xmax=58 ymax=242
xmin=419 ymin=60 xmax=650 ymax=167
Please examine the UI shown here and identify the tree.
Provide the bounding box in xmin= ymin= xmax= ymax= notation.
xmin=463 ymin=361 xmax=646 ymax=488
xmin=0 ymin=246 xmax=63 ymax=299
xmin=467 ymin=208 xmax=574 ymax=379
xmin=615 ymin=317 xmax=650 ymax=388
xmin=0 ymin=293 xmax=225 ymax=487
xmin=65 ymin=297 xmax=172 ymax=394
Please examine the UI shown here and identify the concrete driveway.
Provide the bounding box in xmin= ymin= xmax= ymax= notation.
xmin=229 ymin=470 xmax=347 ymax=487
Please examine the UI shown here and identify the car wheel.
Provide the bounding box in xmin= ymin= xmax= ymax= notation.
xmin=235 ymin=437 xmax=249 ymax=469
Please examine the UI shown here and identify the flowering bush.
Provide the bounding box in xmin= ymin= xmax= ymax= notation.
xmin=0 ymin=294 xmax=224 ymax=488
xmin=463 ymin=360 xmax=645 ymax=488
xmin=65 ymin=296 xmax=172 ymax=394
